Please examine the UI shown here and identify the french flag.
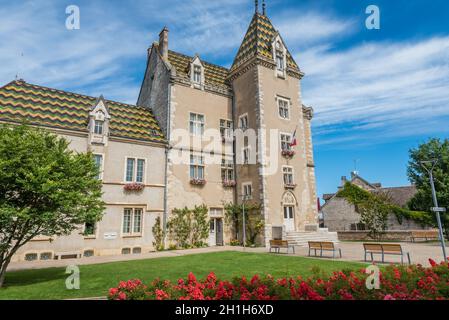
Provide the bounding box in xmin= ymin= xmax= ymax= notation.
xmin=289 ymin=128 xmax=297 ymax=147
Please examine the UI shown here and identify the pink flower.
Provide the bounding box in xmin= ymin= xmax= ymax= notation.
xmin=109 ymin=288 xmax=118 ymax=296
xmin=383 ymin=294 xmax=396 ymax=300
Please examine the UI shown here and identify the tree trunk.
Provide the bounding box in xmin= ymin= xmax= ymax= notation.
xmin=0 ymin=258 xmax=10 ymax=288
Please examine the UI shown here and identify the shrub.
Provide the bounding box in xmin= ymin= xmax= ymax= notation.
xmin=152 ymin=217 xmax=165 ymax=251
xmin=108 ymin=259 xmax=449 ymax=300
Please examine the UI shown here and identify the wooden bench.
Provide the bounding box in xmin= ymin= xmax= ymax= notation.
xmin=269 ymin=240 xmax=295 ymax=254
xmin=308 ymin=241 xmax=342 ymax=258
xmin=363 ymin=243 xmax=411 ymax=264
xmin=411 ymin=230 xmax=439 ymax=242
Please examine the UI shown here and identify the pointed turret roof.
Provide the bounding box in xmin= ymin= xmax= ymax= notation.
xmin=230 ymin=13 xmax=300 ymax=73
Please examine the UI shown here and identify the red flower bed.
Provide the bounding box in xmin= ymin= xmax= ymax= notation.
xmin=108 ymin=259 xmax=449 ymax=300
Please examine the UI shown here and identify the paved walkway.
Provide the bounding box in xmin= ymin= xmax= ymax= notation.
xmin=7 ymin=241 xmax=448 ymax=272
xmin=290 ymin=241 xmax=449 ymax=266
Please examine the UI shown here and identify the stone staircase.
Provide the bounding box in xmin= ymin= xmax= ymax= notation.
xmin=285 ymin=228 xmax=339 ymax=247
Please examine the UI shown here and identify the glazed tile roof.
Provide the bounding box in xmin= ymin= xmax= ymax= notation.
xmin=168 ymin=50 xmax=230 ymax=89
xmin=231 ymin=13 xmax=300 ymax=73
xmin=0 ymin=80 xmax=166 ymax=144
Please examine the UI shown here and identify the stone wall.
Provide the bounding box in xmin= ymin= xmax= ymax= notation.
xmin=338 ymin=230 xmax=414 ymax=241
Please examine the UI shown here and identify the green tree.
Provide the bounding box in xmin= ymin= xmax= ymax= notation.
xmin=407 ymin=138 xmax=449 ymax=238
xmin=0 ymin=125 xmax=105 ymax=287
xmin=224 ymin=202 xmax=264 ymax=246
xmin=167 ymin=205 xmax=209 ymax=249
xmin=152 ymin=216 xmax=165 ymax=251
xmin=358 ymin=193 xmax=390 ymax=240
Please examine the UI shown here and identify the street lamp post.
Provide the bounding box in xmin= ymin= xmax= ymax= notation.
xmin=421 ymin=160 xmax=447 ymax=261
xmin=241 ymin=195 xmax=248 ymax=249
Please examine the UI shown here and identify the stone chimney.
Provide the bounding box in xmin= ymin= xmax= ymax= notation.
xmin=341 ymin=176 xmax=347 ymax=186
xmin=159 ymin=27 xmax=169 ymax=61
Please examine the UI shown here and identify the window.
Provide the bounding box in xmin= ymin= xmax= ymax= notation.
xmin=94 ymin=154 xmax=103 ymax=180
xmin=283 ymin=167 xmax=294 ymax=185
xmin=123 ymin=208 xmax=143 ymax=236
xmin=94 ymin=120 xmax=104 ymax=135
xmin=190 ymin=154 xmax=205 ymax=180
xmin=239 ymin=114 xmax=249 ymax=130
xmin=275 ymin=41 xmax=285 ymax=71
xmin=136 ymin=159 xmax=145 ymax=183
xmin=220 ymin=119 xmax=233 ymax=139
xmin=25 ymin=253 xmax=38 ymax=261
xmin=83 ymin=250 xmax=94 ymax=258
xmin=221 ymin=158 xmax=234 ymax=182
xmin=276 ymin=51 xmax=284 ymax=71
xmin=132 ymin=247 xmax=142 ymax=254
xmin=242 ymin=146 xmax=251 ymax=165
xmin=193 ymin=65 xmax=202 ymax=83
xmin=84 ymin=222 xmax=96 ymax=236
xmin=40 ymin=252 xmax=52 ymax=261
xmin=284 ymin=206 xmax=294 ymax=219
xmin=121 ymin=248 xmax=131 ymax=255
xmin=125 ymin=158 xmax=145 ymax=183
xmin=280 ymin=134 xmax=292 ymax=151
xmin=189 ymin=113 xmax=205 ymax=136
xmin=278 ymin=98 xmax=290 ymax=119
xmin=243 ymin=183 xmax=252 ymax=199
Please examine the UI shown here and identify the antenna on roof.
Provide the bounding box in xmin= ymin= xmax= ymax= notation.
xmin=353 ymin=159 xmax=360 ymax=176
xmin=255 ymin=0 xmax=259 ymax=13
xmin=262 ymin=0 xmax=266 ymax=15
xmin=15 ymin=52 xmax=24 ymax=81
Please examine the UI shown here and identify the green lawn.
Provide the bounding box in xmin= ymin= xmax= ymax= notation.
xmin=0 ymin=251 xmax=363 ymax=300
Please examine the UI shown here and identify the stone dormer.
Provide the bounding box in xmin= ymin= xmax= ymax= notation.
xmin=272 ymin=33 xmax=287 ymax=78
xmin=190 ymin=55 xmax=205 ymax=90
xmin=88 ymin=95 xmax=111 ymax=146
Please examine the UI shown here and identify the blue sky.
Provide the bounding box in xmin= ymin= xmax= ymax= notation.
xmin=1 ymin=0 xmax=449 ymax=198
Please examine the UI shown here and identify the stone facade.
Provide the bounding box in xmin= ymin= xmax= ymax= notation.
xmin=322 ymin=172 xmax=427 ymax=232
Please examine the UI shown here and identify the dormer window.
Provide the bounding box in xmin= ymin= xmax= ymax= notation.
xmin=94 ymin=120 xmax=104 ymax=135
xmin=190 ymin=55 xmax=204 ymax=89
xmin=273 ymin=37 xmax=287 ymax=78
xmin=88 ymin=96 xmax=111 ymax=146
xmin=193 ymin=65 xmax=202 ymax=83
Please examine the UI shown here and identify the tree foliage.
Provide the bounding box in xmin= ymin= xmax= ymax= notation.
xmin=167 ymin=205 xmax=209 ymax=249
xmin=336 ymin=182 xmax=432 ymax=238
xmin=152 ymin=216 xmax=165 ymax=251
xmin=224 ymin=202 xmax=264 ymax=246
xmin=0 ymin=125 xmax=105 ymax=287
xmin=407 ymin=138 xmax=449 ymax=237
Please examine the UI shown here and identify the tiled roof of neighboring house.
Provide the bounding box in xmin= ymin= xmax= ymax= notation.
xmin=0 ymin=80 xmax=166 ymax=144
xmin=168 ymin=50 xmax=230 ymax=90
xmin=380 ymin=186 xmax=418 ymax=207
xmin=231 ymin=13 xmax=300 ymax=73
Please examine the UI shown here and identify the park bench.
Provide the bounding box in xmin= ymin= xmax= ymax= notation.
xmin=269 ymin=240 xmax=295 ymax=254
xmin=410 ymin=230 xmax=439 ymax=242
xmin=308 ymin=241 xmax=342 ymax=258
xmin=363 ymin=243 xmax=411 ymax=264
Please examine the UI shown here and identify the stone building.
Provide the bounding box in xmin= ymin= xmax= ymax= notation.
xmin=321 ymin=172 xmax=426 ymax=232
xmin=1 ymin=3 xmax=333 ymax=262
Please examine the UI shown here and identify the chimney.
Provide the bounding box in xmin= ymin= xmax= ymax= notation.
xmin=341 ymin=176 xmax=347 ymax=186
xmin=159 ymin=27 xmax=169 ymax=61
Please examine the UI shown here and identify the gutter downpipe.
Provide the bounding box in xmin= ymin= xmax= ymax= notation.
xmin=163 ymin=81 xmax=172 ymax=248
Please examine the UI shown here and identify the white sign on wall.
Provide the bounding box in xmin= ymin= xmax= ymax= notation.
xmin=104 ymin=232 xmax=118 ymax=240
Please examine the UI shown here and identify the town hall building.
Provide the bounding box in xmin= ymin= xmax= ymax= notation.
xmin=1 ymin=3 xmax=335 ymax=262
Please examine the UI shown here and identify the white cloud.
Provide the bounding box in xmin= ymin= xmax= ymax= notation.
xmin=300 ymin=37 xmax=449 ymax=147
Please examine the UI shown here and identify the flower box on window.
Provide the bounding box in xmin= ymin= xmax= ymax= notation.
xmin=223 ymin=180 xmax=236 ymax=188
xmin=124 ymin=183 xmax=145 ymax=192
xmin=281 ymin=150 xmax=296 ymax=158
xmin=190 ymin=179 xmax=206 ymax=186
xmin=284 ymin=183 xmax=297 ymax=190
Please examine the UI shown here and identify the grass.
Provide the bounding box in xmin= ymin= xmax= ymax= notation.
xmin=0 ymin=251 xmax=363 ymax=300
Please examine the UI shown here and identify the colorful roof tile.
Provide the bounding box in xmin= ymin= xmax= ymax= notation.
xmin=231 ymin=13 xmax=300 ymax=73
xmin=0 ymin=80 xmax=166 ymax=144
xmin=168 ymin=50 xmax=230 ymax=89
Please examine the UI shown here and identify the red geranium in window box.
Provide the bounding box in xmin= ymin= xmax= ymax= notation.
xmin=124 ymin=183 xmax=145 ymax=192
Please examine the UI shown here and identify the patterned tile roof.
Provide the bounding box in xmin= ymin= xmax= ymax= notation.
xmin=231 ymin=13 xmax=300 ymax=73
xmin=0 ymin=80 xmax=166 ymax=144
xmin=168 ymin=50 xmax=230 ymax=89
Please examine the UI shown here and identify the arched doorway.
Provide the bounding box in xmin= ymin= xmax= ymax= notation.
xmin=282 ymin=192 xmax=297 ymax=232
